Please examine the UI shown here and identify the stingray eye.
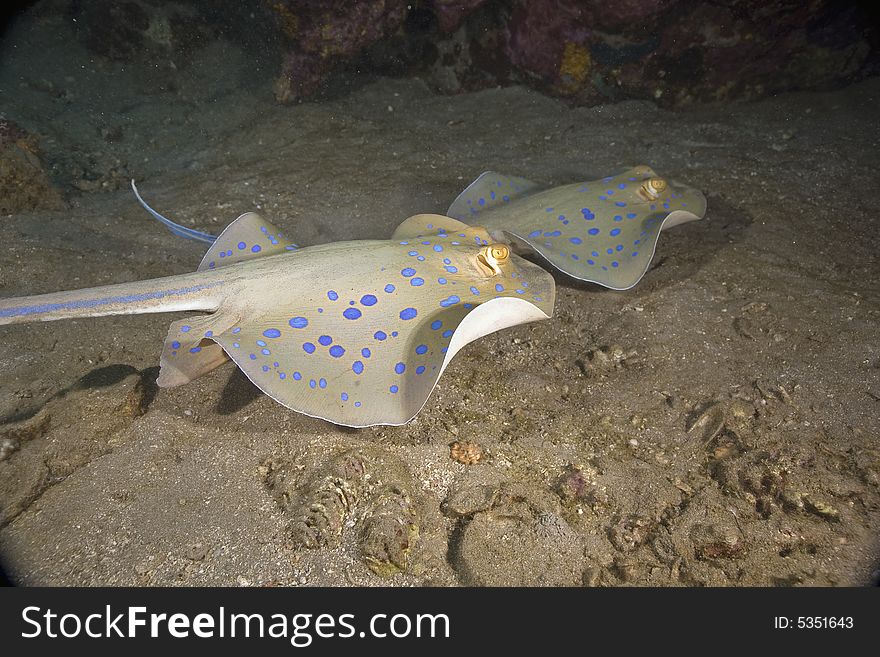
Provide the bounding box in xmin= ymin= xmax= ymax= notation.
xmin=476 ymin=243 xmax=509 ymax=275
xmin=640 ymin=177 xmax=667 ymax=200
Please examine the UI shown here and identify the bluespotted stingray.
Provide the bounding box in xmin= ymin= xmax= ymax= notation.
xmin=448 ymin=165 xmax=707 ymax=290
xmin=0 ymin=195 xmax=555 ymax=427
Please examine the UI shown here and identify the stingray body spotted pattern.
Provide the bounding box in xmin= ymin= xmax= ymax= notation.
xmin=0 ymin=211 xmax=554 ymax=427
xmin=448 ymin=165 xmax=708 ymax=290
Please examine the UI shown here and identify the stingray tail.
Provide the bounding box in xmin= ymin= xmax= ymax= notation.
xmin=0 ymin=270 xmax=230 ymax=326
xmin=131 ymin=180 xmax=217 ymax=244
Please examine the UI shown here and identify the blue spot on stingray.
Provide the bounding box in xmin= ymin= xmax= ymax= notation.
xmin=444 ymin=265 xmax=458 ymax=273
xmin=416 ymin=366 xmax=426 ymax=375
xmin=374 ymin=331 xmax=387 ymax=341
xmin=464 ymin=303 xmax=473 ymax=309
xmin=171 ymin=341 xmax=180 ymax=349
xmin=361 ymin=347 xmax=371 ymax=358
xmin=569 ymin=237 xmax=582 ymax=245
xmin=279 ymin=372 xmax=286 ymax=380
xmin=181 ymin=325 xmax=191 ymax=333
xmin=581 ymin=208 xmax=595 ymax=220
xmin=341 ymin=392 xmax=348 ymax=401
xmin=612 ymin=261 xmax=619 ymax=267
xmin=400 ymin=307 xmax=417 ymax=320
xmin=433 ymin=245 xmax=443 ymax=252
xmin=415 ymin=344 xmax=428 ymax=355
xmin=329 ymin=345 xmax=345 ymax=358
xmin=615 ymin=201 xmax=626 ymax=207
xmin=327 ymin=290 xmax=339 ymax=301
xmin=319 ymin=378 xmax=327 ymax=389
xmin=528 ymin=230 xmax=541 ymax=238
xmin=361 ymin=294 xmax=378 ymax=306
xmin=261 ymin=348 xmax=270 ymax=356
xmin=384 ymin=284 xmax=395 ymax=293
xmin=249 ymin=353 xmax=257 ymax=360
xmin=289 ymin=317 xmax=308 ymax=329
xmin=390 ymin=385 xmax=399 ymax=394
xmin=503 ymin=195 xmax=510 ymax=201
xmin=309 ymin=379 xmax=316 ymax=389
xmin=392 ymin=331 xmax=399 ymax=337
xmin=303 ymin=342 xmax=316 ymax=354
xmin=495 ymin=283 xmax=504 ymax=292
xmin=478 ymin=198 xmax=485 ymax=206
xmin=344 ymin=308 xmax=362 ymax=320
xmin=262 ymin=365 xmax=269 ymax=372
xmin=587 ymin=259 xmax=595 ymax=265
xmin=293 ymin=372 xmax=302 ymax=381
xmin=443 ymin=258 xmax=451 ymax=265
xmin=613 ymin=215 xmax=623 ymax=222
xmin=627 ymin=212 xmax=637 ymax=219
xmin=616 ymin=244 xmax=624 ymax=251
xmin=190 ymin=347 xmax=201 ymax=354
xmin=470 ymin=286 xmax=480 ymax=295
xmin=252 ymin=245 xmax=262 ymax=253
xmin=417 ymin=256 xmax=425 ymax=261
xmin=411 ymin=277 xmax=424 ymax=286
xmin=353 ymin=361 xmax=364 ymax=375
xmin=618 ymin=183 xmax=626 ymax=189
xmin=263 ymin=328 xmax=281 ymax=339
xmin=442 ymin=329 xmax=453 ymax=338
xmin=607 ymin=248 xmax=614 ymax=254
xmin=237 ymin=242 xmax=246 ymax=250
xmin=256 ymin=340 xmax=266 ymax=347
xmin=355 ymin=401 xmax=362 ymax=407
xmin=233 ymin=342 xmax=240 ymax=348
xmin=408 ymin=250 xmax=418 ymax=256
xmin=544 ymin=230 xmax=561 ymax=237
xmin=632 ymin=251 xmax=639 ymax=257
xmin=440 ymin=295 xmax=460 ymax=307
xmin=610 ymin=228 xmax=621 ymax=236
xmin=318 ymin=335 xmax=332 ymax=346
xmin=232 ymin=327 xmax=241 ymax=334
xmin=431 ymin=320 xmax=442 ymax=330
xmin=401 ymin=267 xmax=416 ymax=277
xmin=589 ymin=228 xmax=600 ymax=235
xmin=438 ymin=277 xmax=447 ymax=285
xmin=395 ymin=362 xmax=406 ymax=375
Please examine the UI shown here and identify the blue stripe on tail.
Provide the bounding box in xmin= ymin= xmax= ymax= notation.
xmin=131 ymin=180 xmax=217 ymax=244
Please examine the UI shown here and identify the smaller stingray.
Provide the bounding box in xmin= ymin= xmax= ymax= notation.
xmin=448 ymin=165 xmax=707 ymax=290
xmin=0 ymin=203 xmax=554 ymax=427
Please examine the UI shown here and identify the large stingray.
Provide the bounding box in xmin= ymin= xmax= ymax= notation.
xmin=447 ymin=165 xmax=707 ymax=290
xmin=0 ymin=202 xmax=554 ymax=427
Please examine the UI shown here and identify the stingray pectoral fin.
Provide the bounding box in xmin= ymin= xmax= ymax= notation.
xmin=392 ymin=214 xmax=495 ymax=245
xmin=210 ymin=299 xmax=551 ymax=428
xmin=198 ymin=212 xmax=299 ymax=271
xmin=447 ymin=171 xmax=544 ymax=221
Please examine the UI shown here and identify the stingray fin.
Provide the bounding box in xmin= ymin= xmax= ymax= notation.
xmin=197 ymin=212 xmax=299 ymax=271
xmin=157 ymin=313 xmax=239 ymax=387
xmin=391 ymin=213 xmax=492 ymax=245
xmin=131 ymin=180 xmax=217 ymax=244
xmin=447 ymin=171 xmax=544 ymax=221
